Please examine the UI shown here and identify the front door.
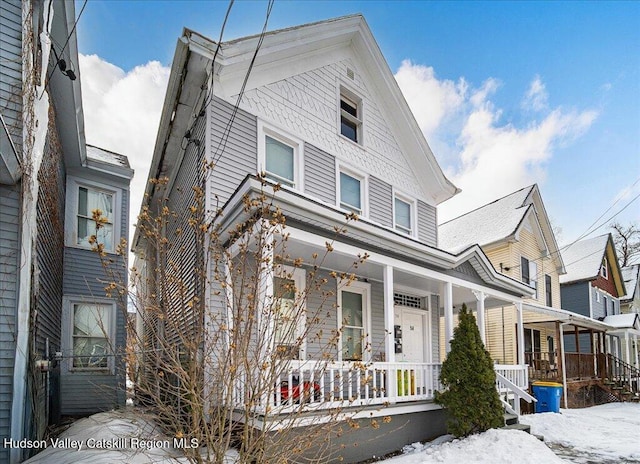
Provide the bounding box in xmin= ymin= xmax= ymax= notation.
xmin=395 ymin=305 xmax=428 ymax=362
xmin=400 ymin=309 xmax=425 ymax=363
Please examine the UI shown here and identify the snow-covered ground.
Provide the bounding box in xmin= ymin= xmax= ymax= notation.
xmin=22 ymin=403 xmax=640 ymax=463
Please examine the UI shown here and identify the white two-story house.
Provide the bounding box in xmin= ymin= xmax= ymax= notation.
xmin=133 ymin=15 xmax=534 ymax=462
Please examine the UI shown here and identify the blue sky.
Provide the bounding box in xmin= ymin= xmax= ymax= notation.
xmin=75 ymin=0 xmax=639 ymax=248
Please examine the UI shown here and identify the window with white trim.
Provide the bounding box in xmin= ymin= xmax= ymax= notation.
xmin=273 ymin=265 xmax=306 ymax=359
xmin=600 ymin=256 xmax=608 ymax=279
xmin=77 ymin=185 xmax=115 ymax=252
xmin=394 ymin=194 xmax=415 ymax=236
xmin=339 ymin=88 xmax=362 ymax=144
xmin=521 ymin=256 xmax=538 ymax=298
xmin=338 ymin=280 xmax=370 ymax=361
xmin=71 ymin=303 xmax=113 ymax=370
xmin=258 ymin=123 xmax=303 ymax=189
xmin=338 ymin=167 xmax=366 ymax=216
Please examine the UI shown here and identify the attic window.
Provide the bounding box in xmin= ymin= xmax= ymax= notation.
xmin=339 ymin=88 xmax=362 ymax=144
xmin=600 ymin=256 xmax=608 ymax=279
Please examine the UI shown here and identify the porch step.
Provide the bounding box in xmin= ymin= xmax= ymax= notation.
xmin=504 ymin=413 xmax=518 ymax=426
xmin=502 ymin=423 xmax=531 ymax=434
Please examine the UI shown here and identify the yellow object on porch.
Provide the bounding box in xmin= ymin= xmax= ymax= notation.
xmin=397 ymin=370 xmax=416 ymax=396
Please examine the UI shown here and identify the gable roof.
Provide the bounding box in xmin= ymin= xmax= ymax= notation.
xmin=621 ymin=264 xmax=639 ymax=302
xmin=603 ymin=313 xmax=640 ymax=331
xmin=438 ymin=184 xmax=565 ymax=273
xmin=140 ymin=14 xmax=459 ymax=223
xmin=560 ymin=234 xmax=626 ymax=296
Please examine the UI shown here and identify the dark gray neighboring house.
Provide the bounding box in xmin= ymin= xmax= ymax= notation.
xmin=1 ymin=2 xmax=133 ymax=462
xmin=560 ymin=234 xmax=626 ymax=355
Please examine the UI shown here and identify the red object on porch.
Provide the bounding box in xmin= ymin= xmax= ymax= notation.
xmin=279 ymin=379 xmax=321 ymax=404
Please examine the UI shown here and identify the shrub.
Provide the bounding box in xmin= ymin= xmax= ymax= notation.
xmin=435 ymin=304 xmax=503 ymax=437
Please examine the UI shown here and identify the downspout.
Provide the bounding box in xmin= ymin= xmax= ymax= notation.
xmin=11 ymin=1 xmax=52 ymax=462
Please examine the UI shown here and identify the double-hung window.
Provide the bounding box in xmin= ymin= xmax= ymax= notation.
xmin=338 ymin=280 xmax=370 ymax=361
xmin=77 ymin=186 xmax=115 ymax=252
xmin=545 ymin=275 xmax=552 ymax=307
xmin=600 ymin=256 xmax=608 ymax=279
xmin=72 ymin=303 xmax=113 ymax=370
xmin=394 ymin=194 xmax=415 ymax=236
xmin=259 ymin=122 xmax=303 ymax=189
xmin=339 ymin=88 xmax=362 ymax=144
xmin=338 ymin=168 xmax=365 ymax=215
xmin=273 ymin=266 xmax=306 ymax=359
xmin=521 ymin=257 xmax=538 ymax=298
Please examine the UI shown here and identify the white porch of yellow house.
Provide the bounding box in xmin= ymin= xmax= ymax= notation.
xmin=226 ymin=222 xmax=533 ymax=418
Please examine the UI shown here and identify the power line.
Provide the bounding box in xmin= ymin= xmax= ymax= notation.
xmin=210 ymin=0 xmax=275 ymax=168
xmin=40 ymin=0 xmax=88 ymax=98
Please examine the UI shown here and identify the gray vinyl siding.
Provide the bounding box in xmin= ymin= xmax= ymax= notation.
xmin=34 ymin=127 xmax=66 ymax=358
xmin=304 ymin=143 xmax=335 ymax=205
xmin=560 ymin=282 xmax=590 ymax=317
xmin=369 ymin=176 xmax=392 ymax=227
xmin=370 ymin=280 xmax=385 ymax=360
xmin=0 ymin=0 xmax=22 ymax=155
xmin=417 ymin=200 xmax=437 ymax=247
xmin=164 ymin=113 xmax=205 ymax=344
xmin=0 ymin=184 xmax=20 ymax=460
xmin=208 ymin=96 xmax=257 ymax=209
xmin=61 ymin=184 xmax=129 ymax=415
xmin=305 ymin=269 xmax=338 ymax=361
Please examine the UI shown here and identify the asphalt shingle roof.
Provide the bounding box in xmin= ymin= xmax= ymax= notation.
xmin=559 ymin=234 xmax=609 ymax=284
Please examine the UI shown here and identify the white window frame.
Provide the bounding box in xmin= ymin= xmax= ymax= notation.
xmin=336 ymin=162 xmax=368 ymax=217
xmin=65 ymin=176 xmax=121 ymax=253
xmin=337 ymin=279 xmax=371 ymax=362
xmin=272 ymin=264 xmax=307 ymax=360
xmin=257 ymin=120 xmax=304 ymax=190
xmin=392 ymin=190 xmax=417 ymax=238
xmin=337 ymin=84 xmax=364 ymax=146
xmin=600 ymin=256 xmax=608 ymax=279
xmin=63 ymin=296 xmax=117 ymax=374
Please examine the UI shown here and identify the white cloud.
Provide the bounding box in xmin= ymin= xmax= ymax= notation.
xmin=394 ymin=64 xmax=598 ymax=223
xmin=394 ymin=60 xmax=467 ymax=139
xmin=522 ymin=75 xmax=548 ymax=111
xmin=79 ymin=54 xmax=170 ymax=248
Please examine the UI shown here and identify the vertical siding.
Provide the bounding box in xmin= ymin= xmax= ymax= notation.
xmin=369 ymin=176 xmax=392 ymax=228
xmin=0 ymin=184 xmax=20 ymax=460
xmin=417 ymin=200 xmax=437 ymax=247
xmin=208 ymin=96 xmax=257 ymax=208
xmin=0 ymin=0 xmax=22 ymax=155
xmin=304 ymin=143 xmax=335 ymax=205
xmin=369 ymin=280 xmax=385 ymax=360
xmin=560 ymin=282 xmax=590 ymax=317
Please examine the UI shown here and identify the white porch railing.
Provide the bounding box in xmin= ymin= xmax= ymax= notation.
xmin=233 ymin=361 xmax=443 ymax=415
xmin=494 ymin=364 xmax=534 ymax=415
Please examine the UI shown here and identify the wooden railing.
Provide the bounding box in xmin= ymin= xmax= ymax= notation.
xmin=494 ymin=364 xmax=532 ymax=415
xmin=233 ymin=361 xmax=443 ymax=414
xmin=599 ymin=353 xmax=640 ymax=395
xmin=565 ymin=352 xmax=598 ymax=379
xmin=525 ymin=351 xmax=559 ymax=381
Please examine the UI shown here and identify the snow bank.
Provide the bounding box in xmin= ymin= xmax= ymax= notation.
xmin=383 ymin=429 xmax=563 ymax=463
xmin=520 ymin=403 xmax=640 ymax=462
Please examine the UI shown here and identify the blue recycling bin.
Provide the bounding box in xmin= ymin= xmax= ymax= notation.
xmin=532 ymin=381 xmax=563 ymax=413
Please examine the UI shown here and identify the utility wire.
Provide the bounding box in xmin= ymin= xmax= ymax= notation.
xmin=40 ymin=0 xmax=88 ymax=98
xmin=210 ymin=0 xmax=275 ymax=168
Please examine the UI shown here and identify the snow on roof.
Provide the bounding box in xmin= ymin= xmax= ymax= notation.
xmin=602 ymin=313 xmax=640 ymax=330
xmin=559 ymin=235 xmax=609 ymax=284
xmin=621 ymin=264 xmax=639 ymax=301
xmin=86 ymin=144 xmax=130 ymax=168
xmin=438 ymin=185 xmax=534 ymax=252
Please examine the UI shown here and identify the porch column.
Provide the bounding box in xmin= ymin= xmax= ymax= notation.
xmin=472 ymin=290 xmax=486 ymax=345
xmin=444 ymin=281 xmax=454 ymax=354
xmin=559 ymin=323 xmax=569 ymax=408
xmin=625 ymin=331 xmax=631 ymax=366
xmin=515 ymin=301 xmax=525 ymax=365
xmin=635 ymin=334 xmax=639 ymax=370
xmin=383 ymin=265 xmax=395 ymax=363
